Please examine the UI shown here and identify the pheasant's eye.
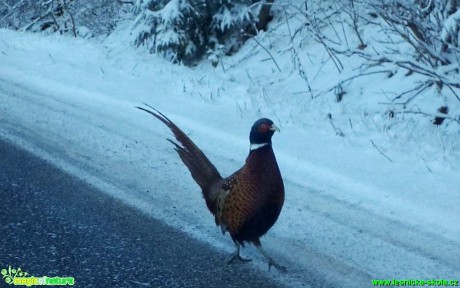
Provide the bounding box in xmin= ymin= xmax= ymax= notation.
xmin=259 ymin=124 xmax=269 ymax=133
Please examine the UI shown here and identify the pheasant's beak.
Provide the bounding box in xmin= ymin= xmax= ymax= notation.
xmin=270 ymin=124 xmax=280 ymax=132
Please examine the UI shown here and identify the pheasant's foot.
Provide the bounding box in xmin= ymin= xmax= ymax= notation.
xmin=267 ymin=258 xmax=287 ymax=272
xmin=227 ymin=243 xmax=252 ymax=264
xmin=227 ymin=253 xmax=252 ymax=264
xmin=255 ymin=242 xmax=287 ymax=273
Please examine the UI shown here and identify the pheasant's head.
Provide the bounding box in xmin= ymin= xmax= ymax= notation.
xmin=249 ymin=118 xmax=280 ymax=147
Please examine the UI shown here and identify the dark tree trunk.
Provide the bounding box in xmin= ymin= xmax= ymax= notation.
xmin=256 ymin=0 xmax=275 ymax=31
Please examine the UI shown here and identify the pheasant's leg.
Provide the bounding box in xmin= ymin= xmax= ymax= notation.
xmin=254 ymin=240 xmax=287 ymax=272
xmin=227 ymin=243 xmax=252 ymax=264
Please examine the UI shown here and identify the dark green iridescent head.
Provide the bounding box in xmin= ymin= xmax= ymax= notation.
xmin=249 ymin=118 xmax=280 ymax=145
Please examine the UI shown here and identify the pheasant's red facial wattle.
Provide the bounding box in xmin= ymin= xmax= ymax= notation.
xmin=258 ymin=124 xmax=270 ymax=133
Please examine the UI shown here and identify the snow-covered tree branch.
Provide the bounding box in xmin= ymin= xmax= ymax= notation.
xmin=291 ymin=0 xmax=459 ymax=125
xmin=0 ymin=0 xmax=123 ymax=37
xmin=132 ymin=0 xmax=277 ymax=65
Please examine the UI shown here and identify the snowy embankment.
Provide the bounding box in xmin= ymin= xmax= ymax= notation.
xmin=0 ymin=25 xmax=459 ymax=287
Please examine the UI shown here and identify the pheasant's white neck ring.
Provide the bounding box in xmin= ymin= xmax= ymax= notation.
xmin=250 ymin=143 xmax=269 ymax=151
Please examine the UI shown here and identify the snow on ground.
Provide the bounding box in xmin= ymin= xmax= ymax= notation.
xmin=0 ymin=15 xmax=459 ymax=287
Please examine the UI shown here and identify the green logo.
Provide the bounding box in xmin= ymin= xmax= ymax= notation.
xmin=1 ymin=265 xmax=28 ymax=284
xmin=1 ymin=265 xmax=74 ymax=286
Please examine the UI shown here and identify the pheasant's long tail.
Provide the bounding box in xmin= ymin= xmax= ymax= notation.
xmin=137 ymin=104 xmax=222 ymax=211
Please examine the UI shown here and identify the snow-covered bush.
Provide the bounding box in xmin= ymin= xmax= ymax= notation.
xmin=293 ymin=0 xmax=460 ymax=126
xmin=132 ymin=0 xmax=275 ymax=65
xmin=369 ymin=0 xmax=460 ymax=95
xmin=0 ymin=0 xmax=123 ymax=36
xmin=365 ymin=0 xmax=460 ymax=125
xmin=132 ymin=0 xmax=206 ymax=64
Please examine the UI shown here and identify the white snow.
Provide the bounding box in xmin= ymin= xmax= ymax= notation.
xmin=1 ymin=12 xmax=459 ymax=287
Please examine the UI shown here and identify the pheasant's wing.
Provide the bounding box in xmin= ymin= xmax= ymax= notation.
xmin=217 ymin=170 xmax=263 ymax=240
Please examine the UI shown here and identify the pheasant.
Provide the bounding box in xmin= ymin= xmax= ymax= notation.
xmin=137 ymin=104 xmax=286 ymax=271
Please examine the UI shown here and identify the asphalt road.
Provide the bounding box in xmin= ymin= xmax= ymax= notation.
xmin=0 ymin=139 xmax=284 ymax=288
